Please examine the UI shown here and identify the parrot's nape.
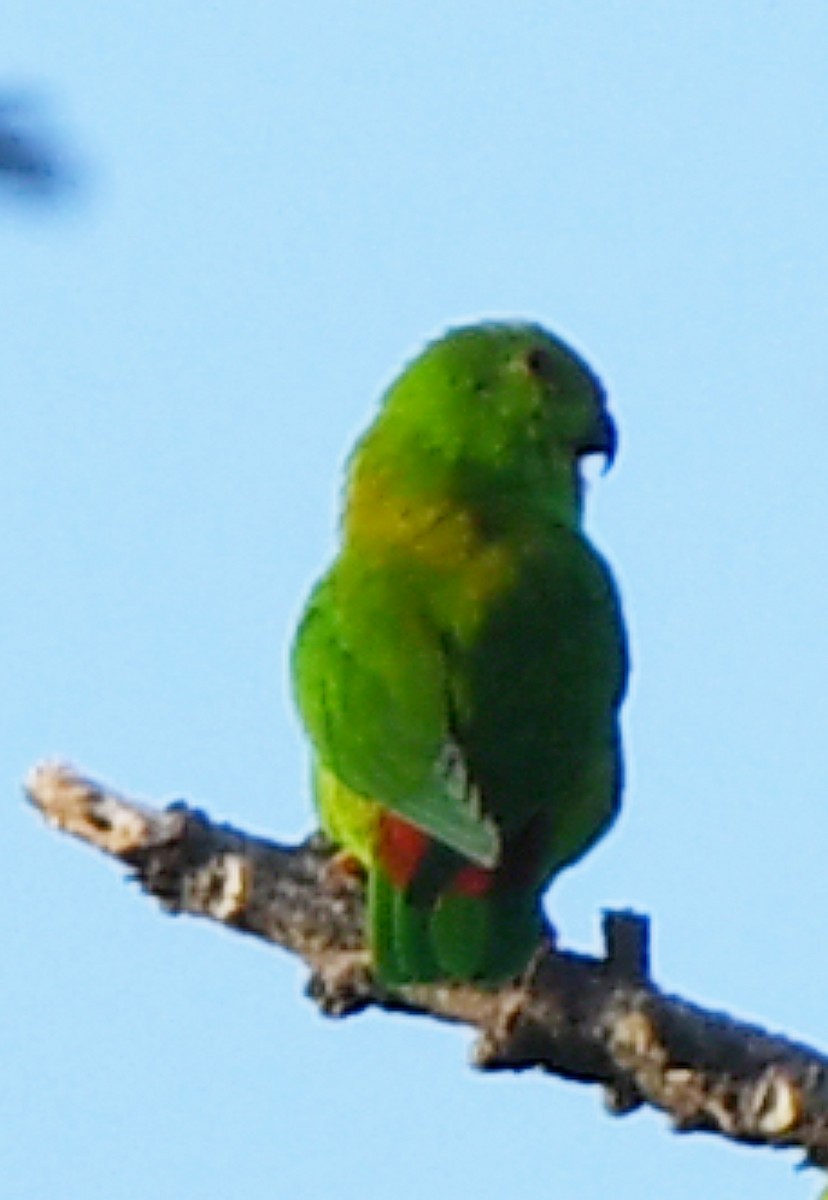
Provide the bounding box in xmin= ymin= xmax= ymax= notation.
xmin=292 ymin=321 xmax=628 ymax=985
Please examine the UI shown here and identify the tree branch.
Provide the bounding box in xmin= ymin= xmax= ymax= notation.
xmin=25 ymin=760 xmax=828 ymax=1170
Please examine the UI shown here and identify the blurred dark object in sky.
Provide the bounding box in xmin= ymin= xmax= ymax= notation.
xmin=0 ymin=93 xmax=74 ymax=200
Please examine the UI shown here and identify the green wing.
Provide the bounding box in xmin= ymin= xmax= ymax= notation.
xmin=292 ymin=553 xmax=501 ymax=866
xmin=293 ymin=526 xmax=626 ymax=874
xmin=457 ymin=527 xmax=627 ymax=865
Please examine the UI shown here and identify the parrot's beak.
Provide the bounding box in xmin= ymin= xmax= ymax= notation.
xmin=580 ymin=408 xmax=618 ymax=472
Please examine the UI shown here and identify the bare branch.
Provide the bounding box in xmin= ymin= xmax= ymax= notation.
xmin=25 ymin=760 xmax=828 ymax=1170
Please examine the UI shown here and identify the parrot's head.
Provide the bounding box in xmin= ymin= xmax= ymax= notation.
xmin=376 ymin=322 xmax=616 ymax=496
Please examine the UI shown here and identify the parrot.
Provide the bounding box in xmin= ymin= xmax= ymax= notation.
xmin=291 ymin=320 xmax=628 ymax=985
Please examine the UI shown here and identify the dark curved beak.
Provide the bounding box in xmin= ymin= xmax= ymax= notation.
xmin=580 ymin=408 xmax=618 ymax=473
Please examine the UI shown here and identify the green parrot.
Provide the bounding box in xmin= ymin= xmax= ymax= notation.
xmin=292 ymin=321 xmax=628 ymax=985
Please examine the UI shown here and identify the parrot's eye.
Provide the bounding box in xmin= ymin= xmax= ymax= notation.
xmin=523 ymin=346 xmax=558 ymax=386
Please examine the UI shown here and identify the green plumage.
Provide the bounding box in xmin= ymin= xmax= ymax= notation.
xmin=292 ymin=321 xmax=628 ymax=984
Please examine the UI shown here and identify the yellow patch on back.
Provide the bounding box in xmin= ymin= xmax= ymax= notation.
xmin=345 ymin=467 xmax=518 ymax=624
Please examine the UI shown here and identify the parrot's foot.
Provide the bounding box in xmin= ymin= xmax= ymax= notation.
xmin=307 ymin=949 xmax=374 ymax=1017
xmin=321 ymin=848 xmax=366 ymax=895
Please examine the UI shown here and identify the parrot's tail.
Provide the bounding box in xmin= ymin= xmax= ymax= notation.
xmin=368 ymin=813 xmax=543 ymax=985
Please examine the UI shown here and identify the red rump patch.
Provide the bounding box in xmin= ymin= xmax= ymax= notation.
xmin=452 ymin=863 xmax=495 ymax=898
xmin=377 ymin=813 xmax=430 ymax=889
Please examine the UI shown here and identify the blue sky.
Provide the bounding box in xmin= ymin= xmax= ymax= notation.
xmin=4 ymin=3 xmax=828 ymax=1197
